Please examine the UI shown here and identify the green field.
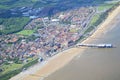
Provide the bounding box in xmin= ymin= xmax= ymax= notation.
xmin=85 ymin=13 xmax=105 ymax=34
xmin=0 ymin=63 xmax=23 ymax=75
xmin=97 ymin=1 xmax=118 ymax=11
xmin=17 ymin=30 xmax=34 ymax=36
xmin=0 ymin=17 xmax=30 ymax=34
xmin=0 ymin=58 xmax=38 ymax=80
xmin=89 ymin=14 xmax=101 ymax=27
xmin=98 ymin=4 xmax=114 ymax=11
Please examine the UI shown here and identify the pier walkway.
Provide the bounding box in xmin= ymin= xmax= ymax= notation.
xmin=76 ymin=43 xmax=113 ymax=48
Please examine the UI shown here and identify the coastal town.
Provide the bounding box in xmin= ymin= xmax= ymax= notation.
xmin=0 ymin=0 xmax=120 ymax=80
xmin=0 ymin=7 xmax=94 ymax=65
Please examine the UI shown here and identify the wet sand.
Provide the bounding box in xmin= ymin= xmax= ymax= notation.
xmin=10 ymin=5 xmax=120 ymax=80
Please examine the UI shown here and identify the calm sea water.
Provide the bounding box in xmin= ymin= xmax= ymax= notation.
xmin=45 ymin=14 xmax=120 ymax=80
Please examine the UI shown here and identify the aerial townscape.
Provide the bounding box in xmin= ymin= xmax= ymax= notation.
xmin=0 ymin=0 xmax=120 ymax=80
xmin=0 ymin=6 xmax=94 ymax=66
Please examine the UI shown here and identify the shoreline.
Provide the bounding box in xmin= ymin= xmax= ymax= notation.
xmin=10 ymin=5 xmax=120 ymax=80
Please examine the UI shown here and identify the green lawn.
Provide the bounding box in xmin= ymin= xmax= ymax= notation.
xmin=97 ymin=4 xmax=114 ymax=11
xmin=17 ymin=30 xmax=34 ymax=36
xmin=0 ymin=63 xmax=23 ymax=75
xmin=69 ymin=28 xmax=78 ymax=33
xmin=89 ymin=14 xmax=101 ymax=27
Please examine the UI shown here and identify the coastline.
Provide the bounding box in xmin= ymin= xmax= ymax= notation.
xmin=83 ymin=5 xmax=120 ymax=44
xmin=10 ymin=5 xmax=120 ymax=80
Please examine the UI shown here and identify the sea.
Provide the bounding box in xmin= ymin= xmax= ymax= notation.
xmin=44 ymin=12 xmax=120 ymax=80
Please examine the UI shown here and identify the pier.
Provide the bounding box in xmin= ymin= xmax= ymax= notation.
xmin=76 ymin=43 xmax=113 ymax=48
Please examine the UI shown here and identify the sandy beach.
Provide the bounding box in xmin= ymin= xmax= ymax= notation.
xmin=10 ymin=5 xmax=120 ymax=80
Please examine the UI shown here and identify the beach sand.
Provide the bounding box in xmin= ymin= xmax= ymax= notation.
xmin=10 ymin=5 xmax=120 ymax=80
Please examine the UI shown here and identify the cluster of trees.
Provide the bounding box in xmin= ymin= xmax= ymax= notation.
xmin=0 ymin=17 xmax=30 ymax=34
